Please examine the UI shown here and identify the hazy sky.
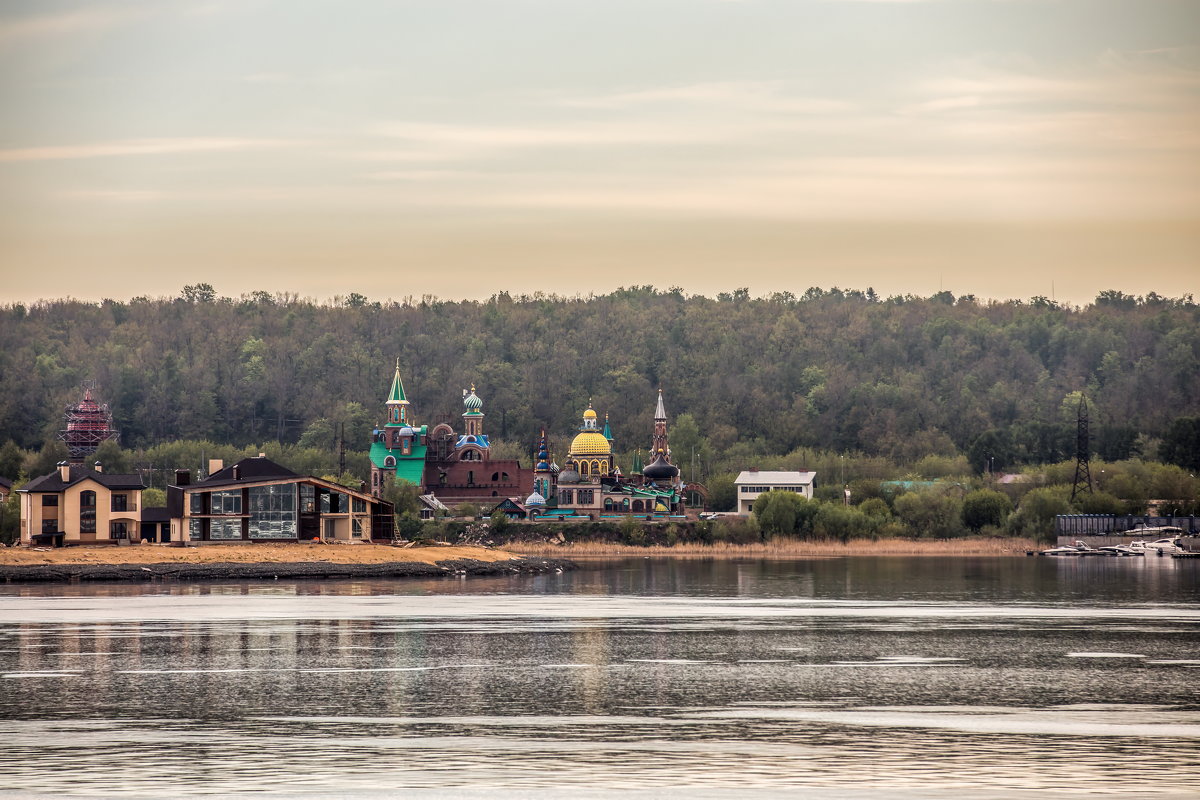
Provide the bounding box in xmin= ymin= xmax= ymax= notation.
xmin=1 ymin=0 xmax=1197 ymax=306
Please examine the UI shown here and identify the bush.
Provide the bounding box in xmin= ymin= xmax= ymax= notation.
xmin=752 ymin=490 xmax=818 ymax=538
xmin=962 ymin=489 xmax=1013 ymax=531
xmin=893 ymin=490 xmax=965 ymax=538
xmin=1007 ymin=486 xmax=1072 ymax=540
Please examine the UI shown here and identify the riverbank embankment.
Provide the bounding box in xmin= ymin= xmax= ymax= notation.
xmin=0 ymin=543 xmax=573 ymax=583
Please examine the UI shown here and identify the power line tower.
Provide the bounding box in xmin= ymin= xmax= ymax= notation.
xmin=1069 ymin=395 xmax=1093 ymax=504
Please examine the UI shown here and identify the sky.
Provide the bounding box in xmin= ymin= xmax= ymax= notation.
xmin=1 ymin=0 xmax=1197 ymax=306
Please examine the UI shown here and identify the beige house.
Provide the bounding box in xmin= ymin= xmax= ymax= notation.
xmin=734 ymin=470 xmax=817 ymax=515
xmin=19 ymin=463 xmax=146 ymax=546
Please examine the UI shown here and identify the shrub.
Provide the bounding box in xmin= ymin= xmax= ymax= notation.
xmin=893 ymin=490 xmax=965 ymax=538
xmin=962 ymin=489 xmax=1013 ymax=531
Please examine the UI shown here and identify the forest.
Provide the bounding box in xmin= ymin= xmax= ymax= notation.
xmin=0 ymin=285 xmax=1198 ymax=491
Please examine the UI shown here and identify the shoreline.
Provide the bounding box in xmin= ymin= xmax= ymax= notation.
xmin=0 ymin=543 xmax=573 ymax=584
xmin=502 ymin=537 xmax=1039 ymax=558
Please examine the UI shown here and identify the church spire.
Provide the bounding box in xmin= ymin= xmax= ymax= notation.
xmin=385 ymin=358 xmax=411 ymax=426
xmin=651 ymin=388 xmax=670 ymax=463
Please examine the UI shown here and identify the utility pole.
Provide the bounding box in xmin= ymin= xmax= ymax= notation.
xmin=1069 ymin=395 xmax=1093 ymax=504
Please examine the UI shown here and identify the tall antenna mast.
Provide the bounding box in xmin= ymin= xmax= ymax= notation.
xmin=1069 ymin=395 xmax=1093 ymax=503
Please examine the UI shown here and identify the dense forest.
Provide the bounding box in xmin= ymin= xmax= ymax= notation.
xmin=1 ymin=285 xmax=1198 ymax=481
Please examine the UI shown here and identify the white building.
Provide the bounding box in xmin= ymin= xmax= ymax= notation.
xmin=734 ymin=470 xmax=817 ymax=514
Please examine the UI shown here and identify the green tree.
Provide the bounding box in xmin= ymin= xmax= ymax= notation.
xmin=0 ymin=440 xmax=23 ymax=480
xmin=1160 ymin=417 xmax=1200 ymax=472
xmin=961 ymin=489 xmax=1013 ymax=531
xmin=1007 ymin=486 xmax=1072 ymax=539
xmin=141 ymin=487 xmax=166 ymax=508
xmin=893 ymin=490 xmax=965 ymax=538
xmin=752 ymin=490 xmax=817 ymax=538
xmin=93 ymin=440 xmax=131 ymax=473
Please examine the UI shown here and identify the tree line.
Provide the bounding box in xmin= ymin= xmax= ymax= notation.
xmin=0 ymin=285 xmax=1197 ymax=482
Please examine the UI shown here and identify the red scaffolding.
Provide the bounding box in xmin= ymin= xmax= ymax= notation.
xmin=59 ymin=386 xmax=119 ymax=461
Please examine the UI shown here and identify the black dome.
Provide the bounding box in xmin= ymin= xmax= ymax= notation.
xmin=642 ymin=452 xmax=679 ymax=482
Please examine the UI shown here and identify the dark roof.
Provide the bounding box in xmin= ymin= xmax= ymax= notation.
xmin=195 ymin=456 xmax=298 ymax=488
xmin=20 ymin=465 xmax=145 ymax=493
xmin=0 ymin=476 xmax=12 ymax=490
xmin=141 ymin=506 xmax=171 ymax=523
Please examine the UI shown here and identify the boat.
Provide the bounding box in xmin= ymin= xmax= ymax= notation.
xmin=1040 ymin=540 xmax=1113 ymax=557
xmin=1123 ymin=524 xmax=1185 ymax=536
xmin=1140 ymin=537 xmax=1186 ymax=555
xmin=1097 ymin=543 xmax=1146 ymax=557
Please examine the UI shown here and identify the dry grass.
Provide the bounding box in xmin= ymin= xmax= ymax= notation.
xmin=0 ymin=542 xmax=520 ymax=567
xmin=505 ymin=538 xmax=1038 ymax=558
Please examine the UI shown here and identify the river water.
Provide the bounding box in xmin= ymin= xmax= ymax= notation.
xmin=1 ymin=556 xmax=1197 ymax=799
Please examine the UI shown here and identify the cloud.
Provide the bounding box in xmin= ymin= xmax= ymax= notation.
xmin=0 ymin=138 xmax=299 ymax=162
xmin=0 ymin=8 xmax=141 ymax=46
xmin=562 ymin=81 xmax=853 ymax=114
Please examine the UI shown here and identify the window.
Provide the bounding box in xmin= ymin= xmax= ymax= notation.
xmin=248 ymin=484 xmax=297 ymax=539
xmin=352 ymin=497 xmax=366 ymax=513
xmin=467 ymin=471 xmax=474 ymax=486
xmin=300 ymin=483 xmax=316 ymax=513
xmin=578 ymin=489 xmax=594 ymax=504
xmin=632 ymin=500 xmax=644 ymax=513
xmin=209 ymin=518 xmax=242 ymax=540
xmin=502 ymin=471 xmax=510 ymax=482
xmin=80 ymin=490 xmax=96 ymax=533
xmin=621 ymin=498 xmax=630 ymax=511
xmin=352 ymin=518 xmax=363 ymax=538
xmin=111 ymin=494 xmax=128 ymax=512
xmin=190 ymin=493 xmax=205 ymax=514
xmin=559 ymin=490 xmax=573 ymax=505
xmin=110 ymin=521 xmax=129 ymax=540
xmin=384 ymin=455 xmax=396 ymax=468
xmin=189 ymin=519 xmax=204 ymax=541
xmin=210 ymin=490 xmax=242 ymax=515
xmin=604 ymin=498 xmax=613 ymax=511
xmin=42 ymin=495 xmax=58 ymax=507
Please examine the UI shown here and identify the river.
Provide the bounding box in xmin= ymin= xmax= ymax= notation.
xmin=1 ymin=555 xmax=1197 ymax=798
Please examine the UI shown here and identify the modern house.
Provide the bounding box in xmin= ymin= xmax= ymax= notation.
xmin=168 ymin=455 xmax=394 ymax=543
xmin=18 ymin=462 xmax=146 ymax=546
xmin=734 ymin=469 xmax=817 ymax=514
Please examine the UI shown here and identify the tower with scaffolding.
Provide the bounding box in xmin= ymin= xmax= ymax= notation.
xmin=59 ymin=385 xmax=119 ymax=463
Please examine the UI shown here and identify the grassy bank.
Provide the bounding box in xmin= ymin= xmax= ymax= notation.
xmin=504 ymin=537 xmax=1037 ymax=558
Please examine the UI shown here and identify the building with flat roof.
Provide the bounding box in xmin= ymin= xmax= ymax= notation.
xmin=734 ymin=470 xmax=817 ymax=515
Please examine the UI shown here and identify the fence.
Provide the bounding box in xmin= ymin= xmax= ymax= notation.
xmin=1055 ymin=515 xmax=1199 ymax=535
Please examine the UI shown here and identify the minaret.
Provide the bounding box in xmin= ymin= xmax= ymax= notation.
xmin=533 ymin=429 xmax=553 ymax=500
xmin=651 ymin=388 xmax=670 ymax=463
xmin=463 ymin=384 xmax=484 ymax=437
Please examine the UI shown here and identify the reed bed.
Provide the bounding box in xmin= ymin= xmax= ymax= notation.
xmin=505 ymin=537 xmax=1038 ymax=559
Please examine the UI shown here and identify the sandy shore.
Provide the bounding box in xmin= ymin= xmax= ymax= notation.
xmin=0 ymin=542 xmax=519 ymax=567
xmin=0 ymin=542 xmax=575 ymax=584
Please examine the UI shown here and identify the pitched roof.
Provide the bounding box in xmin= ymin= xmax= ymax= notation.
xmin=0 ymin=476 xmax=12 ymax=490
xmin=20 ymin=465 xmax=145 ymax=493
xmin=655 ymin=389 xmax=667 ymax=420
xmin=387 ymin=361 xmax=409 ymax=404
xmin=200 ymin=456 xmax=297 ymax=485
xmin=369 ymin=441 xmax=426 ymax=486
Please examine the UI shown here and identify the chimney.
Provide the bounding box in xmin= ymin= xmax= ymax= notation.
xmin=208 ymin=459 xmax=223 ymax=475
xmin=749 ymin=467 xmax=758 ymax=473
xmin=257 ymin=452 xmax=266 ymax=458
xmin=58 ymin=462 xmax=70 ymax=481
xmin=174 ymin=469 xmax=191 ymax=486
xmin=94 ymin=460 xmax=103 ymax=473
xmin=232 ymin=464 xmax=240 ymax=480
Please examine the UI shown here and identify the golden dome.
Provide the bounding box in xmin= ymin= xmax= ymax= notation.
xmin=583 ymin=407 xmax=598 ymax=420
xmin=570 ymin=430 xmax=611 ymax=456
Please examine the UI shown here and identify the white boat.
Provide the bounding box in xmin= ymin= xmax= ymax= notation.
xmin=1040 ymin=540 xmax=1111 ymax=556
xmin=1140 ymin=537 xmax=1186 ymax=555
xmin=1098 ymin=543 xmax=1145 ymax=557
xmin=1123 ymin=525 xmax=1185 ymax=537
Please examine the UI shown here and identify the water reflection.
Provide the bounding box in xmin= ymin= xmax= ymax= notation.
xmin=1 ymin=557 xmax=1197 ymax=798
